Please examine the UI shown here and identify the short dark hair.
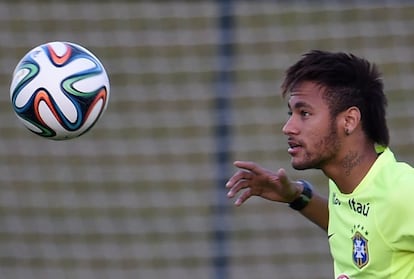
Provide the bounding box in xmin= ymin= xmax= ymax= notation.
xmin=281 ymin=50 xmax=389 ymax=146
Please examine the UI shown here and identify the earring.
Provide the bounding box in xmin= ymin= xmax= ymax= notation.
xmin=345 ymin=129 xmax=350 ymax=135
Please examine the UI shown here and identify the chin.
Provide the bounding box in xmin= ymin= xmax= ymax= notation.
xmin=292 ymin=164 xmax=309 ymax=171
xmin=291 ymin=160 xmax=318 ymax=170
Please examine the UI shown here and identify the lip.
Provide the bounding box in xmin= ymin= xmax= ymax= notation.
xmin=287 ymin=139 xmax=302 ymax=156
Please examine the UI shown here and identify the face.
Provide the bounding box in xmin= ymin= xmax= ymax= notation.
xmin=282 ymin=81 xmax=341 ymax=170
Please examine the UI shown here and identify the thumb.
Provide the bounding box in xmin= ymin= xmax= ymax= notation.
xmin=276 ymin=168 xmax=289 ymax=186
xmin=275 ymin=168 xmax=299 ymax=201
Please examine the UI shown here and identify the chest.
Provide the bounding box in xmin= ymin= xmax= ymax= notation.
xmin=328 ymin=193 xmax=391 ymax=276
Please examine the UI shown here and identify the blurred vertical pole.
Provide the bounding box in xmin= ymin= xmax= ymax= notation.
xmin=213 ymin=0 xmax=234 ymax=279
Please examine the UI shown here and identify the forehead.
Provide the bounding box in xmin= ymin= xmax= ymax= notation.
xmin=287 ymin=81 xmax=327 ymax=108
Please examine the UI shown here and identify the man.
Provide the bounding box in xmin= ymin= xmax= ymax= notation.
xmin=225 ymin=50 xmax=414 ymax=278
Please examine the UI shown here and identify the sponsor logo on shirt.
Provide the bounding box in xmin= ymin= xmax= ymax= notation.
xmin=332 ymin=192 xmax=341 ymax=205
xmin=348 ymin=198 xmax=370 ymax=217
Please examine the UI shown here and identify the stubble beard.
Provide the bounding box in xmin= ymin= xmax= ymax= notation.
xmin=291 ymin=120 xmax=340 ymax=170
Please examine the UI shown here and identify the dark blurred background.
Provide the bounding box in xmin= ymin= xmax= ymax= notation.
xmin=1 ymin=1 xmax=414 ymax=278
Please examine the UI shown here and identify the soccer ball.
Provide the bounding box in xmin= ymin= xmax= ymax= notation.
xmin=10 ymin=41 xmax=110 ymax=140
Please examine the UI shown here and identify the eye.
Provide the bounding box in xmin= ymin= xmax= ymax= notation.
xmin=301 ymin=110 xmax=310 ymax=117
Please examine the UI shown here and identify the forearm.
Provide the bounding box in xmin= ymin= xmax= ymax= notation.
xmin=298 ymin=192 xmax=329 ymax=231
xmin=289 ymin=180 xmax=329 ymax=231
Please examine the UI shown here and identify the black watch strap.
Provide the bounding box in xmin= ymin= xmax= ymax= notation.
xmin=289 ymin=180 xmax=313 ymax=211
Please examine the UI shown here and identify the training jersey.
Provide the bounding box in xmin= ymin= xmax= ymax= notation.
xmin=328 ymin=147 xmax=414 ymax=279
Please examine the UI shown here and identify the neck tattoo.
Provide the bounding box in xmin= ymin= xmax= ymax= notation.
xmin=341 ymin=151 xmax=361 ymax=176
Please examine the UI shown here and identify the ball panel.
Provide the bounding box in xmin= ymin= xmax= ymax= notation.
xmin=11 ymin=62 xmax=39 ymax=108
xmin=46 ymin=42 xmax=72 ymax=66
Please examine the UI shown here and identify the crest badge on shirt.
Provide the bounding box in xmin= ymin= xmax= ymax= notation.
xmin=352 ymin=231 xmax=369 ymax=268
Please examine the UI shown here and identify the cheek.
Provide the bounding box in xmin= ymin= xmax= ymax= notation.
xmin=307 ymin=121 xmax=338 ymax=149
xmin=306 ymin=123 xmax=328 ymax=139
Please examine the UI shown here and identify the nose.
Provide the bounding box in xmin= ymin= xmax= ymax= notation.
xmin=282 ymin=117 xmax=298 ymax=136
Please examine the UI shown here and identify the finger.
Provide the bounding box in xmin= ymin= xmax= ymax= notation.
xmin=275 ymin=168 xmax=299 ymax=199
xmin=276 ymin=168 xmax=288 ymax=185
xmin=225 ymin=170 xmax=254 ymax=188
xmin=234 ymin=188 xmax=253 ymax=206
xmin=226 ymin=179 xmax=250 ymax=198
xmin=233 ymin=161 xmax=263 ymax=175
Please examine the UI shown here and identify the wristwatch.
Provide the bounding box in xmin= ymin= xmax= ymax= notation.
xmin=289 ymin=180 xmax=313 ymax=211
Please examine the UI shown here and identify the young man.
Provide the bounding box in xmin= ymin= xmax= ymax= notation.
xmin=225 ymin=50 xmax=414 ymax=278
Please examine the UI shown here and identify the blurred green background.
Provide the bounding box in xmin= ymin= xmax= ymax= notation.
xmin=1 ymin=1 xmax=414 ymax=279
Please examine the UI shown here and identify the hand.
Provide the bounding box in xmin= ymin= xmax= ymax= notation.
xmin=225 ymin=161 xmax=301 ymax=206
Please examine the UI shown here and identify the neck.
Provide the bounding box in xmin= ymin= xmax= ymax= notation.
xmin=323 ymin=144 xmax=378 ymax=194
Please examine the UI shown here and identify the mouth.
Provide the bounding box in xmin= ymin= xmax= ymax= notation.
xmin=287 ymin=139 xmax=303 ymax=155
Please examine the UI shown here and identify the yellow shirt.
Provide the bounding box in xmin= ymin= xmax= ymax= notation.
xmin=328 ymin=148 xmax=414 ymax=278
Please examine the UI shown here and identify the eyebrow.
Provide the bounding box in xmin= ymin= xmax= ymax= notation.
xmin=288 ymin=101 xmax=312 ymax=110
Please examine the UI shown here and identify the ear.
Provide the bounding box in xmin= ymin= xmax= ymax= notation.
xmin=341 ymin=106 xmax=361 ymax=135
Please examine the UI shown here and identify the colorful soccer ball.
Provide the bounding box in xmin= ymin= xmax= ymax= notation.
xmin=10 ymin=41 xmax=110 ymax=140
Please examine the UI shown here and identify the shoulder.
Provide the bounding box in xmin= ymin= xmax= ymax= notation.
xmin=377 ymin=148 xmax=414 ymax=192
xmin=378 ymin=161 xmax=414 ymax=250
xmin=371 ymin=150 xmax=414 ymax=211
xmin=382 ymin=160 xmax=414 ymax=194
xmin=377 ymin=160 xmax=414 ymax=220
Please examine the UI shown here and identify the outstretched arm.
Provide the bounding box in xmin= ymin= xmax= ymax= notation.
xmin=225 ymin=160 xmax=329 ymax=231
